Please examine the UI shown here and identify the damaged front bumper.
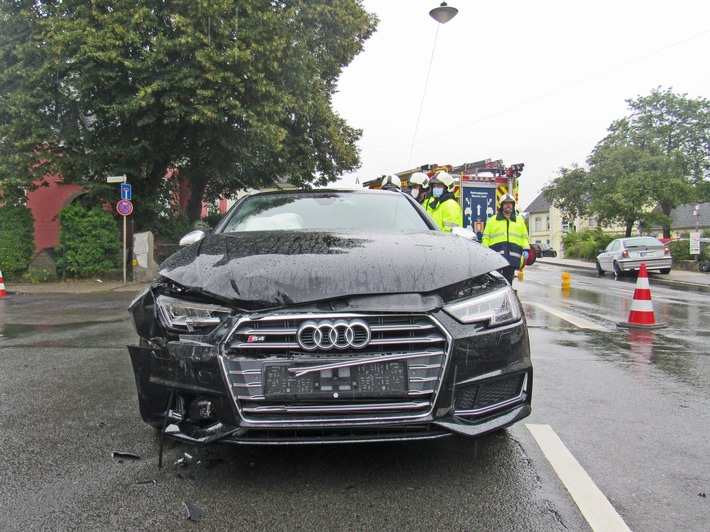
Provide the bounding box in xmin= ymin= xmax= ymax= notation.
xmin=128 ymin=320 xmax=532 ymax=445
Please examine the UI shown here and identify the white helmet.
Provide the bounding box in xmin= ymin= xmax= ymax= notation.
xmin=499 ymin=193 xmax=516 ymax=207
xmin=380 ymin=174 xmax=401 ymax=191
xmin=408 ymin=172 xmax=429 ymax=189
xmin=429 ymin=171 xmax=456 ymax=192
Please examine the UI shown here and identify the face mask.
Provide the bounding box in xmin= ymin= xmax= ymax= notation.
xmin=432 ymin=187 xmax=444 ymax=198
xmin=410 ymin=188 xmax=419 ymax=198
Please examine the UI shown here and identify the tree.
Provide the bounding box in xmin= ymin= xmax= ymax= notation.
xmin=592 ymin=88 xmax=703 ymax=237
xmin=587 ymin=142 xmax=661 ymax=237
xmin=0 ymin=1 xmax=377 ymax=226
xmin=544 ymin=88 xmax=707 ymax=238
xmin=621 ymin=87 xmax=710 ymax=188
xmin=543 ymin=164 xmax=591 ymax=224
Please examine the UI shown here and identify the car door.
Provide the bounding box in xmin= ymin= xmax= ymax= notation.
xmin=599 ymin=240 xmax=619 ymax=269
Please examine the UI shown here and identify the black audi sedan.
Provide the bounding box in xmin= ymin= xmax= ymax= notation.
xmin=128 ymin=189 xmax=532 ymax=445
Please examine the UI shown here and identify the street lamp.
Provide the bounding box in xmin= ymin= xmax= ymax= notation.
xmin=429 ymin=2 xmax=458 ymax=24
xmin=409 ymin=2 xmax=459 ymax=165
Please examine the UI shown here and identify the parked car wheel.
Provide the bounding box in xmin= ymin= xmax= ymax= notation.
xmin=700 ymin=261 xmax=710 ymax=273
xmin=659 ymin=268 xmax=671 ymax=274
xmin=595 ymin=260 xmax=604 ymax=275
xmin=612 ymin=261 xmax=622 ymax=277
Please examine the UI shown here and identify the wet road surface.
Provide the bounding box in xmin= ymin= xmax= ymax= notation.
xmin=1 ymin=277 xmax=708 ymax=530
xmin=515 ymin=264 xmax=710 ymax=532
xmin=0 ymin=291 xmax=582 ymax=531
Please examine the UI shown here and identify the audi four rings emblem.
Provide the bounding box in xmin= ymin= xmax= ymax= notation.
xmin=297 ymin=319 xmax=371 ymax=351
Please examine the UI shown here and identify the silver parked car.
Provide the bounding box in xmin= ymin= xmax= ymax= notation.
xmin=596 ymin=236 xmax=672 ymax=276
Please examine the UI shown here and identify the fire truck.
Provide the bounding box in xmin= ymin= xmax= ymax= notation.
xmin=364 ymin=159 xmax=524 ymax=241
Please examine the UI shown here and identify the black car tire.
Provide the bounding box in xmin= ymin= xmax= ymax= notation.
xmin=700 ymin=261 xmax=710 ymax=273
xmin=612 ymin=261 xmax=622 ymax=277
xmin=659 ymin=268 xmax=671 ymax=274
xmin=595 ymin=260 xmax=604 ymax=275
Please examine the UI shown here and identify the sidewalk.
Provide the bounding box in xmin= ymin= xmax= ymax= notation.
xmin=535 ymin=257 xmax=710 ymax=287
xmin=4 ymin=279 xmax=151 ymax=295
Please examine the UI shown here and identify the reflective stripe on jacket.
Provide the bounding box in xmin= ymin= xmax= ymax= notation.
xmin=423 ymin=196 xmax=462 ymax=232
xmin=481 ymin=212 xmax=530 ymax=268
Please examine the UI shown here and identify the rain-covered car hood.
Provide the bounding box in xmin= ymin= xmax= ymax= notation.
xmin=158 ymin=231 xmax=507 ymax=307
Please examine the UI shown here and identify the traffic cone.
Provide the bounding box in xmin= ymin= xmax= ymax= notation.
xmin=0 ymin=270 xmax=6 ymax=298
xmin=617 ymin=263 xmax=665 ymax=329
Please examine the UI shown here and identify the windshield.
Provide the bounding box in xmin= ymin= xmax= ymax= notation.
xmin=220 ymin=191 xmax=433 ymax=233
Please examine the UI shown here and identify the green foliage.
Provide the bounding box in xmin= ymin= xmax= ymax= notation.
xmin=0 ymin=1 xmax=378 ymax=225
xmin=543 ymin=165 xmax=590 ymax=220
xmin=19 ymin=269 xmax=55 ymax=284
xmin=561 ymin=229 xmax=619 ymax=261
xmin=152 ymin=212 xmax=195 ymax=242
xmin=0 ymin=205 xmax=36 ymax=280
xmin=55 ymin=204 xmax=121 ymax=278
xmin=622 ymin=87 xmax=710 ymax=186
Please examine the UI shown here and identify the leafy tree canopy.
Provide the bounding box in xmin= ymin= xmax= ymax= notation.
xmin=609 ymin=87 xmax=710 ymax=187
xmin=544 ymin=87 xmax=708 ymax=238
xmin=0 ymin=0 xmax=377 ymax=226
xmin=543 ymin=164 xmax=590 ymax=220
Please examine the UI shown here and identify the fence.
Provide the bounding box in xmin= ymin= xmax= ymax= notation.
xmin=153 ymin=236 xmax=181 ymax=265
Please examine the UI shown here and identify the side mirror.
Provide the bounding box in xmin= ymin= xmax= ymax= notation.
xmin=179 ymin=230 xmax=206 ymax=246
xmin=451 ymin=226 xmax=478 ymax=242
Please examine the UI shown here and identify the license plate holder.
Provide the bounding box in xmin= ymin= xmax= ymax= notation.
xmin=263 ymin=360 xmax=408 ymax=401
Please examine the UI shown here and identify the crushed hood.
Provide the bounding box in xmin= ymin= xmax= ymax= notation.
xmin=158 ymin=231 xmax=507 ymax=307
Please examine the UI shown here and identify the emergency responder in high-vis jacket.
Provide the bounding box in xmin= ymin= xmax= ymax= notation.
xmin=407 ymin=172 xmax=430 ymax=204
xmin=423 ymin=171 xmax=462 ymax=232
xmin=481 ymin=193 xmax=530 ymax=285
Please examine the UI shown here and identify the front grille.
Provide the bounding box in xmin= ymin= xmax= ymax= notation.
xmin=454 ymin=373 xmax=528 ymax=416
xmin=220 ymin=313 xmax=449 ymax=424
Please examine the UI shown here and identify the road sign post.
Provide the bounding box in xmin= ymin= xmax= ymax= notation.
xmin=116 ymin=198 xmax=134 ymax=285
xmin=107 ymin=175 xmax=129 ymax=282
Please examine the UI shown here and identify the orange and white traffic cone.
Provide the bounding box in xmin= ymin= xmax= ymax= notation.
xmin=617 ymin=263 xmax=665 ymax=329
xmin=0 ymin=270 xmax=6 ymax=298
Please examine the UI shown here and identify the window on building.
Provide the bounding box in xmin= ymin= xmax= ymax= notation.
xmin=535 ymin=216 xmax=542 ymax=231
xmin=587 ymin=216 xmax=597 ymax=227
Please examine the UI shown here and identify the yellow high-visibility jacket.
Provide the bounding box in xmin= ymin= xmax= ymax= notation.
xmin=423 ymin=194 xmax=462 ymax=232
xmin=481 ymin=211 xmax=530 ymax=268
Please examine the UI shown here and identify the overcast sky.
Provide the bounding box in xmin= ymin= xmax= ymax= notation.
xmin=330 ymin=0 xmax=710 ymax=209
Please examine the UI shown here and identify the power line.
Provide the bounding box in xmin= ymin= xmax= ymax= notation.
xmin=414 ymin=29 xmax=710 ymax=145
xmin=408 ymin=23 xmax=440 ymax=165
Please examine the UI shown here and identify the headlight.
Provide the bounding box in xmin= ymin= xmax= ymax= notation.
xmin=156 ymin=295 xmax=232 ymax=332
xmin=443 ymin=286 xmax=522 ymax=326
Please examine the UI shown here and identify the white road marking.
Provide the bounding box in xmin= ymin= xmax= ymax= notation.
xmin=527 ymin=424 xmax=631 ymax=532
xmin=527 ymin=302 xmax=607 ymax=331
